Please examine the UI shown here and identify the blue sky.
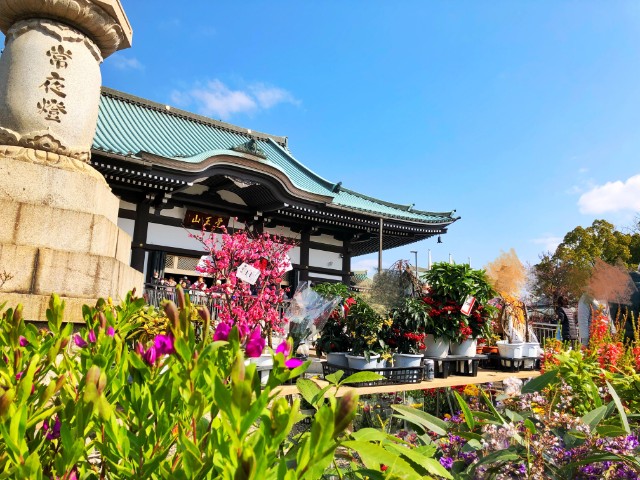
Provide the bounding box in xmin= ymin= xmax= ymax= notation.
xmin=23 ymin=1 xmax=640 ymax=274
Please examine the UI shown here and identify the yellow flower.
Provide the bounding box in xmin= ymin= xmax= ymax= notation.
xmin=463 ymin=384 xmax=480 ymax=397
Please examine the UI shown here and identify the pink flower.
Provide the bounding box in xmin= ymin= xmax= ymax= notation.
xmin=154 ymin=334 xmax=174 ymax=355
xmin=135 ymin=342 xmax=145 ymax=356
xmin=106 ymin=327 xmax=115 ymax=337
xmin=73 ymin=334 xmax=88 ymax=348
xmin=88 ymin=330 xmax=96 ymax=343
xmin=245 ymin=326 xmax=265 ymax=358
xmin=43 ymin=415 xmax=61 ymax=440
xmin=275 ymin=340 xmax=291 ymax=357
xmin=285 ymin=358 xmax=303 ymax=369
xmin=18 ymin=336 xmax=28 ymax=347
xmin=143 ymin=346 xmax=158 ymax=366
xmin=214 ymin=322 xmax=231 ymax=341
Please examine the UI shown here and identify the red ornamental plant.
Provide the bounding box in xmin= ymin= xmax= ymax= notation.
xmin=191 ymin=225 xmax=295 ymax=353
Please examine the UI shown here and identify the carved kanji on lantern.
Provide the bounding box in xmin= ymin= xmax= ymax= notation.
xmin=40 ymin=72 xmax=66 ymax=98
xmin=37 ymin=98 xmax=67 ymax=123
xmin=46 ymin=45 xmax=73 ymax=69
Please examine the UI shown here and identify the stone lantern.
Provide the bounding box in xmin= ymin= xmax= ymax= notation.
xmin=0 ymin=0 xmax=143 ymax=321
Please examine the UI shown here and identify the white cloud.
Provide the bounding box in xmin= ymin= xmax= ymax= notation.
xmin=170 ymin=79 xmax=299 ymax=120
xmin=110 ymin=56 xmax=144 ymax=70
xmin=249 ymin=83 xmax=300 ymax=109
xmin=578 ymin=167 xmax=589 ymax=174
xmin=531 ymin=235 xmax=562 ymax=252
xmin=578 ymin=174 xmax=640 ymax=214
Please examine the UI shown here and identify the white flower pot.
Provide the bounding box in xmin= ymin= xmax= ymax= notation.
xmin=393 ymin=353 xmax=424 ymax=368
xmin=249 ymin=353 xmax=274 ymax=385
xmin=345 ymin=354 xmax=381 ymax=370
xmin=496 ymin=340 xmax=524 ymax=358
xmin=326 ymin=352 xmax=349 ymax=367
xmin=422 ymin=334 xmax=449 ymax=358
xmin=450 ymin=339 xmax=478 ymax=357
xmin=523 ymin=342 xmax=540 ymax=368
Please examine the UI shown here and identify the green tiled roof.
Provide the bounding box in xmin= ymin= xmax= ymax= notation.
xmin=94 ymin=88 xmax=457 ymax=225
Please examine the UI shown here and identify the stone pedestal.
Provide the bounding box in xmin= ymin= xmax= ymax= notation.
xmin=0 ymin=1 xmax=141 ymax=321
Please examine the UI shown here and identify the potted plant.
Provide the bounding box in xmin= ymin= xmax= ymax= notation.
xmin=422 ymin=262 xmax=497 ymax=357
xmin=314 ymin=283 xmax=354 ymax=367
xmin=193 ymin=224 xmax=295 ymax=375
xmin=386 ymin=297 xmax=429 ymax=367
xmin=344 ymin=296 xmax=385 ymax=369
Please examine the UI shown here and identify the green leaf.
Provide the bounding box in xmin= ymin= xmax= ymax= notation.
xmin=341 ymin=440 xmax=422 ymax=480
xmin=452 ymin=391 xmax=475 ymax=431
xmin=581 ymin=405 xmax=608 ymax=431
xmin=296 ymin=379 xmax=321 ymax=408
xmin=521 ymin=370 xmax=559 ymax=394
xmin=385 ymin=443 xmax=453 ymax=479
xmin=341 ymin=371 xmax=385 ymax=385
xmin=596 ymin=424 xmax=630 ymax=437
xmin=324 ymin=370 xmax=344 ymax=385
xmin=606 ymin=380 xmax=630 ymax=434
xmin=351 ymin=428 xmax=391 ymax=443
xmin=391 ymin=404 xmax=448 ymax=436
xmin=174 ymin=337 xmax=192 ymax=363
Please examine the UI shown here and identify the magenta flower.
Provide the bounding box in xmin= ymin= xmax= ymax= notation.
xmin=88 ymin=330 xmax=96 ymax=343
xmin=213 ymin=322 xmax=231 ymax=341
xmin=74 ymin=334 xmax=88 ymax=348
xmin=154 ymin=334 xmax=175 ymax=355
xmin=106 ymin=326 xmax=115 ymax=337
xmin=135 ymin=342 xmax=145 ymax=356
xmin=245 ymin=326 xmax=265 ymax=358
xmin=143 ymin=346 xmax=158 ymax=366
xmin=15 ymin=371 xmax=23 ymax=380
xmin=275 ymin=340 xmax=291 ymax=357
xmin=43 ymin=415 xmax=61 ymax=440
xmin=18 ymin=336 xmax=28 ymax=347
xmin=285 ymin=357 xmax=303 ymax=369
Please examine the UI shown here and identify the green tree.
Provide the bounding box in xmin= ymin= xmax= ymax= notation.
xmin=532 ymin=219 xmax=635 ymax=303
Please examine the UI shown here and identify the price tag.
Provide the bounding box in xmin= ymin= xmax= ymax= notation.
xmin=283 ymin=255 xmax=293 ymax=272
xmin=236 ymin=262 xmax=261 ymax=285
xmin=460 ymin=295 xmax=476 ymax=316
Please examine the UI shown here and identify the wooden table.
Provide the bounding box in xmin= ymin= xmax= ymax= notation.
xmin=274 ymin=368 xmax=540 ymax=397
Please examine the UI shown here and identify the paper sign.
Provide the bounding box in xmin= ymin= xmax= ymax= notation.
xmin=460 ymin=295 xmax=476 ymax=316
xmin=196 ymin=255 xmax=213 ymax=276
xmin=236 ymin=262 xmax=261 ymax=285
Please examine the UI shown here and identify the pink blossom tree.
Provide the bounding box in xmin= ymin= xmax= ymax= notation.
xmin=191 ymin=225 xmax=295 ymax=353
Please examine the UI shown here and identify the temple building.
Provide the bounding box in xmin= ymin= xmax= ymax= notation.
xmin=91 ymin=88 xmax=459 ymax=288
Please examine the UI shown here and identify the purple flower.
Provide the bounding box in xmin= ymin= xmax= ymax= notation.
xmin=154 ymin=334 xmax=175 ymax=355
xmin=106 ymin=327 xmax=115 ymax=337
xmin=439 ymin=456 xmax=454 ymax=469
xmin=73 ymin=334 xmax=88 ymax=348
xmin=18 ymin=336 xmax=28 ymax=347
xmin=15 ymin=371 xmax=23 ymax=380
xmin=285 ymin=357 xmax=303 ymax=369
xmin=43 ymin=415 xmax=61 ymax=440
xmin=143 ymin=345 xmax=158 ymax=366
xmin=245 ymin=326 xmax=265 ymax=358
xmin=88 ymin=330 xmax=96 ymax=343
xmin=213 ymin=322 xmax=231 ymax=341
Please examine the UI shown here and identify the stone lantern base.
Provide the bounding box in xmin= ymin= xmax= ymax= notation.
xmin=0 ymin=146 xmax=143 ymax=321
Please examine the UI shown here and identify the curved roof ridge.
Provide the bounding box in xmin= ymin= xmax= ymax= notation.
xmin=338 ymin=187 xmax=457 ymax=218
xmin=100 ymin=87 xmax=288 ymax=147
xmin=266 ymin=138 xmax=337 ymax=192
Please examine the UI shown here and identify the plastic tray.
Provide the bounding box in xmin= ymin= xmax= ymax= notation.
xmin=322 ymin=361 xmax=425 ymax=386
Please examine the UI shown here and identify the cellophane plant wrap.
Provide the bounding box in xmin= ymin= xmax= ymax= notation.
xmin=192 ymin=224 xmax=294 ymax=353
xmin=313 ymin=283 xmax=354 ymax=355
xmin=284 ymin=282 xmax=342 ymax=353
